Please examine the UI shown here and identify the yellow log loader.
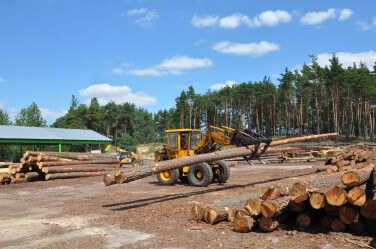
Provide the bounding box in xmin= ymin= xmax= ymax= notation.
xmin=105 ymin=144 xmax=143 ymax=167
xmin=154 ymin=126 xmax=272 ymax=187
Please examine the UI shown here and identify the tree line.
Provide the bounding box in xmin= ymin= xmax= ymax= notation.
xmin=1 ymin=54 xmax=376 ymax=151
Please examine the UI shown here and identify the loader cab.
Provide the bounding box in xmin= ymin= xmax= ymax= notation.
xmin=165 ymin=129 xmax=202 ymax=159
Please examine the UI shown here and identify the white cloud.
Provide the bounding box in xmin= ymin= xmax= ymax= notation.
xmin=0 ymin=100 xmax=4 ymax=109
xmin=121 ymin=8 xmax=147 ymax=17
xmin=191 ymin=14 xmax=219 ymax=27
xmin=212 ymin=41 xmax=280 ymax=56
xmin=338 ymin=8 xmax=353 ymax=21
xmin=192 ymin=10 xmax=292 ymax=29
xmin=121 ymin=8 xmax=159 ymax=28
xmin=251 ymin=10 xmax=292 ymax=27
xmin=79 ymin=83 xmax=157 ymax=106
xmin=160 ymin=56 xmax=213 ymax=70
xmin=315 ymin=51 xmax=376 ymax=69
xmin=357 ymin=17 xmax=376 ymax=31
xmin=219 ymin=13 xmax=250 ymax=29
xmin=127 ymin=55 xmax=213 ymax=77
xmin=210 ymin=80 xmax=237 ymax=90
xmin=40 ymin=108 xmax=68 ymax=121
xmin=0 ymin=77 xmax=4 ymax=83
xmin=300 ymin=8 xmax=336 ymax=25
xmin=111 ymin=68 xmax=126 ymax=75
xmin=127 ymin=68 xmax=167 ymax=77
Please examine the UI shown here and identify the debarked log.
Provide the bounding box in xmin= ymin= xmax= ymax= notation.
xmin=45 ymin=171 xmax=112 ymax=180
xmin=41 ymin=164 xmax=120 ymax=174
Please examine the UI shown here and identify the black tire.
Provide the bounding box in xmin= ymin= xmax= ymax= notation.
xmin=157 ymin=169 xmax=179 ymax=185
xmin=187 ymin=163 xmax=213 ymax=187
xmin=131 ymin=159 xmax=142 ymax=167
xmin=213 ymin=160 xmax=230 ymax=183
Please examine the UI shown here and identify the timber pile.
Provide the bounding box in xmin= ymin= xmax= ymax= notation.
xmin=191 ymin=166 xmax=376 ymax=235
xmin=0 ymin=151 xmax=120 ymax=184
xmin=320 ymin=145 xmax=376 ymax=173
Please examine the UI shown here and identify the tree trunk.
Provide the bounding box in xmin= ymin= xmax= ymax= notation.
xmin=42 ymin=165 xmax=119 ymax=174
xmin=45 ymin=171 xmax=109 ymax=180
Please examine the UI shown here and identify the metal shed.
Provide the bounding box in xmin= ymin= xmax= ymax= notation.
xmin=0 ymin=125 xmax=111 ymax=152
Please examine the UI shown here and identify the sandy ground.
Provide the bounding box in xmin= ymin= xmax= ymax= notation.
xmin=0 ymin=162 xmax=375 ymax=249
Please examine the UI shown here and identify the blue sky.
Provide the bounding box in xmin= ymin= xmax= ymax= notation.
xmin=1 ymin=0 xmax=376 ymax=125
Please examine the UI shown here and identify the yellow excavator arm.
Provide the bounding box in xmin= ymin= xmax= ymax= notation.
xmin=194 ymin=126 xmax=234 ymax=154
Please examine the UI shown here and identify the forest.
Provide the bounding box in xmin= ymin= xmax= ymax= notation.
xmin=1 ymin=54 xmax=376 ymax=156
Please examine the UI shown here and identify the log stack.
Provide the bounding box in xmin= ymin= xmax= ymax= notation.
xmin=323 ymin=145 xmax=376 ymax=173
xmin=191 ymin=166 xmax=376 ymax=235
xmin=0 ymin=151 xmax=120 ymax=185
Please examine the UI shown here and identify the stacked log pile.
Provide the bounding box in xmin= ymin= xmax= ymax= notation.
xmin=0 ymin=151 xmax=120 ymax=184
xmin=322 ymin=145 xmax=376 ymax=173
xmin=191 ymin=166 xmax=376 ymax=235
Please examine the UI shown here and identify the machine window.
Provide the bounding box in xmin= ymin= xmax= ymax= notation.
xmin=190 ymin=132 xmax=201 ymax=149
xmin=168 ymin=133 xmax=178 ymax=149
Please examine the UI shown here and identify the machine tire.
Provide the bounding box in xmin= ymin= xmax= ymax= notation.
xmin=157 ymin=169 xmax=179 ymax=185
xmin=131 ymin=159 xmax=142 ymax=167
xmin=187 ymin=163 xmax=213 ymax=187
xmin=213 ymin=160 xmax=230 ymax=183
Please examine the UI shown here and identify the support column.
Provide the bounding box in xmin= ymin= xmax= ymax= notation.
xmin=58 ymin=143 xmax=62 ymax=152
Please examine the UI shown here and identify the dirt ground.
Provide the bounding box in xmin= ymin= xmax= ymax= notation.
xmin=0 ymin=161 xmax=375 ymax=249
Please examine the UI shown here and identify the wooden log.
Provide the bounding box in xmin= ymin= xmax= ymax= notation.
xmin=36 ymin=155 xmax=71 ymax=162
xmin=25 ymin=172 xmax=40 ymax=181
xmin=360 ymin=199 xmax=376 ymax=220
xmin=289 ymin=182 xmax=307 ymax=200
xmin=337 ymin=160 xmax=351 ymax=167
xmin=347 ymin=186 xmax=366 ymax=206
xmin=312 ymin=165 xmax=332 ymax=172
xmin=289 ymin=199 xmax=308 ymax=212
xmin=203 ymin=207 xmax=227 ymax=225
xmin=296 ymin=213 xmax=315 ymax=228
xmin=326 ymin=165 xmax=339 ymax=173
xmin=260 ymin=196 xmax=290 ymax=218
xmin=339 ymin=205 xmax=359 ymax=225
xmin=225 ymin=207 xmax=235 ymax=222
xmin=105 ymin=133 xmax=339 ymax=185
xmin=261 ymin=186 xmax=288 ymax=200
xmin=234 ymin=210 xmax=249 ymax=219
xmin=26 ymin=156 xmax=38 ymax=165
xmin=191 ymin=204 xmax=205 ymax=222
xmin=42 ymin=164 xmax=119 ymax=174
xmin=309 ymin=192 xmax=326 ymax=209
xmin=341 ymin=170 xmax=373 ymax=187
xmin=103 ymin=173 xmax=117 ymax=186
xmin=10 ymin=178 xmax=27 ymax=184
xmin=233 ymin=216 xmax=255 ymax=233
xmin=258 ymin=216 xmax=279 ymax=232
xmin=45 ymin=171 xmax=108 ymax=180
xmin=244 ymin=198 xmax=261 ymax=216
xmin=0 ymin=173 xmax=11 ymax=181
xmin=270 ymin=133 xmax=338 ymax=146
xmin=37 ymin=159 xmax=120 ymax=168
xmin=326 ymin=186 xmax=347 ymax=206
xmin=15 ymin=173 xmax=26 ymax=179
xmin=330 ymin=218 xmax=347 ymax=232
